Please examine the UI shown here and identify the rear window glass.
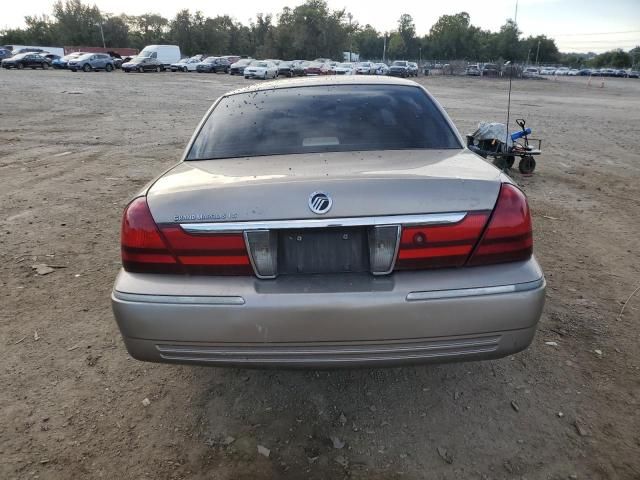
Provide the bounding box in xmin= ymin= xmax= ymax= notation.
xmin=187 ymin=85 xmax=461 ymax=160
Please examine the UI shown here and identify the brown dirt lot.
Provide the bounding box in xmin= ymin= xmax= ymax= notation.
xmin=1 ymin=70 xmax=639 ymax=480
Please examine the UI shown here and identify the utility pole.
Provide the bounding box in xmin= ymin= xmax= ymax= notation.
xmin=382 ymin=33 xmax=387 ymax=62
xmin=99 ymin=22 xmax=106 ymax=48
xmin=348 ymin=13 xmax=352 ymax=62
xmin=534 ymin=39 xmax=541 ymax=66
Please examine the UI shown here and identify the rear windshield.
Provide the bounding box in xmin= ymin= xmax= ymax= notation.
xmin=187 ymin=84 xmax=461 ymax=160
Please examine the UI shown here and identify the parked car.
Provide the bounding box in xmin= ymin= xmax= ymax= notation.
xmin=334 ymin=62 xmax=355 ymax=75
xmin=170 ymin=56 xmax=201 ymax=72
xmin=554 ymin=67 xmax=570 ymax=76
xmin=122 ymin=56 xmax=164 ymax=72
xmin=2 ymin=53 xmax=50 ymax=69
xmin=408 ymin=62 xmax=419 ymax=77
xmin=523 ymin=67 xmax=540 ymax=78
xmin=465 ymin=64 xmax=481 ymax=76
xmin=481 ymin=63 xmax=499 ymax=77
xmin=0 ymin=48 xmax=13 ymax=62
xmin=13 ymin=47 xmax=45 ymax=55
xmin=39 ymin=53 xmax=60 ymax=64
xmin=221 ymin=55 xmax=241 ymax=66
xmin=355 ymin=62 xmax=375 ymax=75
xmin=304 ymin=61 xmax=324 ymax=76
xmin=320 ymin=61 xmax=338 ymax=75
xmin=196 ymin=57 xmax=230 ymax=73
xmin=10 ymin=45 xmax=65 ymax=56
xmin=138 ymin=45 xmax=181 ymax=68
xmin=577 ymin=69 xmax=592 ymax=76
xmin=68 ymin=53 xmax=115 ymax=72
xmin=373 ymin=62 xmax=389 ymax=75
xmin=540 ymin=67 xmax=556 ymax=75
xmin=388 ymin=60 xmax=410 ymax=77
xmin=628 ymin=71 xmax=639 ymax=79
xmin=614 ymin=69 xmax=628 ymax=78
xmin=290 ymin=60 xmax=307 ymax=76
xmin=51 ymin=52 xmax=82 ymax=69
xmin=277 ymin=61 xmax=294 ymax=77
xmin=229 ymin=59 xmax=254 ymax=75
xmin=244 ymin=60 xmax=278 ymax=79
xmin=111 ymin=76 xmax=545 ymax=368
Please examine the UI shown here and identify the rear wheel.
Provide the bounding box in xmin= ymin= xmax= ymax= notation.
xmin=82 ymin=63 xmax=91 ymax=72
xmin=138 ymin=66 xmax=144 ymax=73
xmin=42 ymin=62 xmax=49 ymax=69
xmin=105 ymin=63 xmax=113 ymax=72
xmin=17 ymin=63 xmax=24 ymax=70
xmin=183 ymin=66 xmax=188 ymax=72
xmin=156 ymin=66 xmax=161 ymax=73
xmin=492 ymin=157 xmax=509 ymax=170
xmin=518 ymin=156 xmax=536 ymax=174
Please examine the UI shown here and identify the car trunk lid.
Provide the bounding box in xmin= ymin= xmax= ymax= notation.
xmin=146 ymin=149 xmax=502 ymax=224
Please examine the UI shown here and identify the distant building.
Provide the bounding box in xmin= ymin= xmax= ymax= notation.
xmin=343 ymin=51 xmax=359 ymax=62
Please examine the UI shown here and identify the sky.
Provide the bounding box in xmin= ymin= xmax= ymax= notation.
xmin=2 ymin=0 xmax=639 ymax=53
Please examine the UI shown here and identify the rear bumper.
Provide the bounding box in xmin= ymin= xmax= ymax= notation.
xmin=112 ymin=258 xmax=545 ymax=367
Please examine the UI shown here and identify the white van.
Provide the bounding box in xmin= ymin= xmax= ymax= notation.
xmin=138 ymin=45 xmax=181 ymax=67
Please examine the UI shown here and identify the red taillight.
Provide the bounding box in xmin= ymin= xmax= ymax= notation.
xmin=395 ymin=212 xmax=490 ymax=270
xmin=121 ymin=197 xmax=180 ymax=273
xmin=121 ymin=197 xmax=252 ymax=275
xmin=159 ymin=226 xmax=252 ymax=275
xmin=467 ymin=183 xmax=533 ymax=266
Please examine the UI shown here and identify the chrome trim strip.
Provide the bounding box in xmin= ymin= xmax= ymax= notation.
xmin=406 ymin=278 xmax=544 ymax=301
xmin=180 ymin=212 xmax=467 ymax=233
xmin=113 ymin=291 xmax=245 ymax=305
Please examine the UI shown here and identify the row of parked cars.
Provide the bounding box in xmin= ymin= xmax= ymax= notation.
xmin=463 ymin=61 xmax=639 ymax=79
xmin=167 ymin=56 xmax=421 ymax=79
xmin=537 ymin=66 xmax=638 ymax=78
xmin=0 ymin=50 xmax=126 ymax=71
xmin=0 ymin=46 xmax=425 ymax=80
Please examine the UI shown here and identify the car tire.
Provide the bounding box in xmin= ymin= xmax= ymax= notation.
xmin=156 ymin=66 xmax=161 ymax=73
xmin=42 ymin=62 xmax=49 ymax=69
xmin=17 ymin=63 xmax=24 ymax=70
xmin=245 ymin=76 xmax=249 ymax=79
xmin=183 ymin=66 xmax=188 ymax=72
xmin=105 ymin=64 xmax=113 ymax=72
xmin=138 ymin=67 xmax=144 ymax=73
xmin=82 ymin=63 xmax=91 ymax=72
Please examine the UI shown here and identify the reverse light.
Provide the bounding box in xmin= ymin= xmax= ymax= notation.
xmin=369 ymin=225 xmax=400 ymax=274
xmin=244 ymin=230 xmax=278 ymax=278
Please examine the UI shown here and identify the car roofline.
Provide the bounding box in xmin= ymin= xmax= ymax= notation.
xmin=221 ymin=75 xmax=422 ymax=98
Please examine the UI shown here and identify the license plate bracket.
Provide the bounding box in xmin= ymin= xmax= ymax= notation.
xmin=277 ymin=227 xmax=369 ymax=275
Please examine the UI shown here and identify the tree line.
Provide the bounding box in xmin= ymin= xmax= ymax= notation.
xmin=1 ymin=0 xmax=637 ymax=67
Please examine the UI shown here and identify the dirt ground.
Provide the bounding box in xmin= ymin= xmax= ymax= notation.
xmin=1 ymin=70 xmax=639 ymax=480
